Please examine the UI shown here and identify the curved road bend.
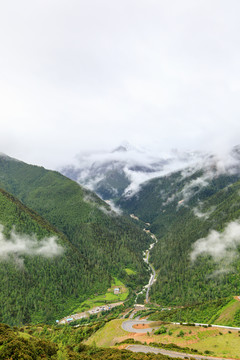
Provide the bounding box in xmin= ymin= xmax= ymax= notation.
xmin=126 ymin=345 xmax=234 ymax=360
xmin=122 ymin=319 xmax=157 ymax=333
xmin=123 ymin=319 xmax=240 ymax=334
xmin=122 ymin=320 xmax=237 ymax=360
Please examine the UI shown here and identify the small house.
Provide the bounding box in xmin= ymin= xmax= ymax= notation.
xmin=114 ymin=287 xmax=120 ymax=295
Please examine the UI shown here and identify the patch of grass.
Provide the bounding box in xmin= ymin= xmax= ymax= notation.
xmin=74 ymin=278 xmax=129 ymax=312
xmin=18 ymin=332 xmax=32 ymax=340
xmin=125 ymin=268 xmax=137 ymax=275
xmin=197 ymin=329 xmax=218 ymax=339
xmin=191 ymin=331 xmax=240 ymax=358
xmin=148 ymin=325 xmax=240 ymax=358
xmin=84 ymin=319 xmax=127 ymax=347
xmin=213 ymin=298 xmax=240 ymax=326
xmin=113 ymin=321 xmax=240 ymax=359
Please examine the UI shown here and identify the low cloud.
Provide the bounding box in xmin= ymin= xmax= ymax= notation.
xmin=191 ymin=220 xmax=240 ymax=270
xmin=181 ymin=176 xmax=210 ymax=203
xmin=61 ymin=144 xmax=207 ymax=198
xmin=61 ymin=144 xmax=240 ymax=203
xmin=0 ymin=225 xmax=63 ymax=263
xmin=83 ymin=191 xmax=122 ymax=216
xmin=83 ymin=193 xmax=97 ymax=205
xmin=180 ymin=150 xmax=240 ymax=203
xmin=193 ymin=204 xmax=216 ymax=219
xmin=103 ymin=200 xmax=123 ymax=215
xmin=162 ymin=193 xmax=177 ymax=206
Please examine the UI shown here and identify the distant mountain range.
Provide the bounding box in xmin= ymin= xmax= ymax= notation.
xmin=1 ymin=144 xmax=240 ymax=326
xmin=60 ymin=144 xmax=208 ymax=200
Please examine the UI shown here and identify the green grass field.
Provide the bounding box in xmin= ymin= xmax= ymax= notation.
xmin=85 ymin=318 xmax=240 ymax=359
xmin=85 ymin=319 xmax=127 ymax=347
xmin=212 ymin=298 xmax=240 ymax=326
xmin=74 ymin=278 xmax=129 ymax=312
xmin=148 ymin=323 xmax=240 ymax=359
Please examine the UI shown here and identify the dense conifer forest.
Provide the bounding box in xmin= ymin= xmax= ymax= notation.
xmin=0 ymin=155 xmax=151 ymax=325
xmin=118 ymin=169 xmax=240 ymax=305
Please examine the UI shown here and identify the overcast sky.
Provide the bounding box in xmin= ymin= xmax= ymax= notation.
xmin=1 ymin=0 xmax=240 ymax=169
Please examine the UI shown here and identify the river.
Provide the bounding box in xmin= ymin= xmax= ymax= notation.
xmin=135 ymin=222 xmax=158 ymax=304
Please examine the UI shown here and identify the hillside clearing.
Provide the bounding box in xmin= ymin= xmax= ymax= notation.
xmin=86 ymin=319 xmax=240 ymax=359
xmin=74 ymin=278 xmax=129 ymax=313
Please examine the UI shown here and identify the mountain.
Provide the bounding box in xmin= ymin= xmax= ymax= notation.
xmin=0 ymin=322 xmax=173 ymax=360
xmin=60 ymin=144 xmax=204 ymax=200
xmin=0 ymin=154 xmax=151 ymax=325
xmin=0 ymin=187 xmax=89 ymax=325
xmin=116 ymin=147 xmax=240 ymax=306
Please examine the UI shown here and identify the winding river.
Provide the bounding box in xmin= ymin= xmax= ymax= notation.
xmin=135 ymin=222 xmax=158 ymax=304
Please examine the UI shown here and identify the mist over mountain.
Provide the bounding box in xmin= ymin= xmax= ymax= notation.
xmin=60 ymin=143 xmax=208 ymax=200
xmin=113 ymin=144 xmax=240 ymax=306
xmin=0 ymin=153 xmax=151 ymax=325
xmin=1 ymin=144 xmax=240 ymax=326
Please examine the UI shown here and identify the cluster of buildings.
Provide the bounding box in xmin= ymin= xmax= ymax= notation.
xmin=58 ymin=301 xmax=124 ymax=324
xmin=88 ymin=304 xmax=111 ymax=315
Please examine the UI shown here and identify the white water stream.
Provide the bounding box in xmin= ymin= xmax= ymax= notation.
xmin=135 ymin=227 xmax=158 ymax=304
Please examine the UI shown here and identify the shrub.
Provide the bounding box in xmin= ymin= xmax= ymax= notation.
xmin=154 ymin=325 xmax=167 ymax=335
xmin=177 ymin=330 xmax=185 ymax=337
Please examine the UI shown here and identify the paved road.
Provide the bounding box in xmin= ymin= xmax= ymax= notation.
xmin=122 ymin=319 xmax=156 ymax=333
xmin=123 ymin=318 xmax=240 ymax=334
xmin=122 ymin=319 xmax=240 ymax=359
xmin=126 ymin=345 xmax=234 ymax=360
xmin=173 ymin=322 xmax=240 ymax=331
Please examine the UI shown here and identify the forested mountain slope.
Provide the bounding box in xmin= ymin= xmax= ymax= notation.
xmin=0 ymin=155 xmax=151 ymax=324
xmin=0 ymin=322 xmax=171 ymax=360
xmin=0 ymin=188 xmax=94 ymax=325
xmin=118 ymin=166 xmax=240 ymax=306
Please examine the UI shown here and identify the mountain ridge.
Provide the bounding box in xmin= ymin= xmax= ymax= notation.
xmin=0 ymin=154 xmax=152 ymax=324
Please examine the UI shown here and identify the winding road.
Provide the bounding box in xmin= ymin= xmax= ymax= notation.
xmin=122 ymin=318 xmax=240 ymax=360
xmin=122 ymin=318 xmax=240 ymax=335
xmin=122 ymin=318 xmax=157 ymax=333
xmin=126 ymin=345 xmax=234 ymax=360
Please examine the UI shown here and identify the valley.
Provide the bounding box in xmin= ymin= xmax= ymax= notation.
xmin=1 ymin=148 xmax=240 ymax=359
xmin=58 ymin=216 xmax=158 ymax=325
xmin=2 ymin=0 xmax=240 ymax=357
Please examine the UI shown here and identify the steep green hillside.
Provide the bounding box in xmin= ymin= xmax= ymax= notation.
xmin=0 ymin=155 xmax=151 ymax=321
xmin=118 ymin=169 xmax=240 ymax=305
xmin=0 ymin=188 xmax=96 ymax=325
xmin=0 ymin=322 xmax=171 ymax=360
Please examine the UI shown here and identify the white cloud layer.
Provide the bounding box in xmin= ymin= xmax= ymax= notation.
xmin=0 ymin=225 xmax=63 ymax=263
xmin=0 ymin=1 xmax=240 ymax=168
xmin=69 ymin=144 xmax=206 ymax=197
xmin=163 ymin=149 xmax=240 ymax=207
xmin=191 ymin=220 xmax=240 ymax=267
xmin=193 ymin=205 xmax=216 ymax=220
